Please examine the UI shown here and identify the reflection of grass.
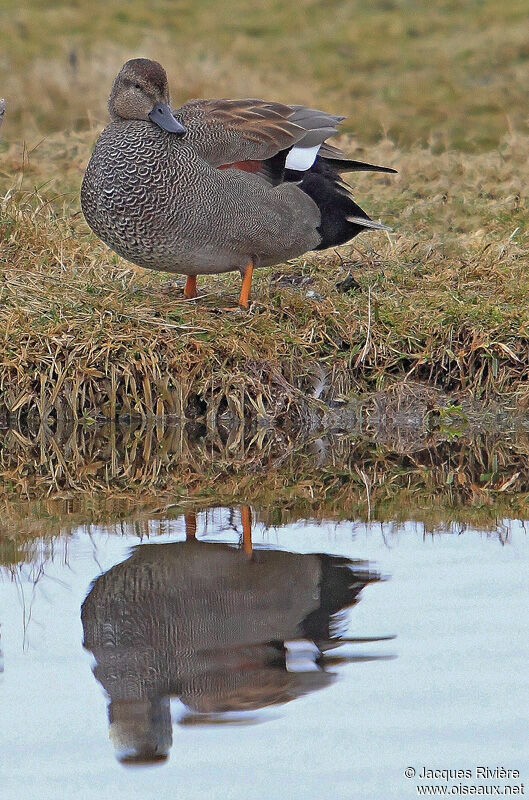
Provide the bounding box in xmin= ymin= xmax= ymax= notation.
xmin=1 ymin=419 xmax=529 ymax=555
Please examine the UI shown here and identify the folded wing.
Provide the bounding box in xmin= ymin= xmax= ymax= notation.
xmin=174 ymin=98 xmax=395 ymax=185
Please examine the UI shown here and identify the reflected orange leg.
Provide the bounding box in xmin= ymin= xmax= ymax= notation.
xmin=241 ymin=505 xmax=253 ymax=556
xmin=184 ymin=512 xmax=197 ymax=540
xmin=238 ymin=261 xmax=254 ymax=309
xmin=184 ymin=275 xmax=197 ymax=299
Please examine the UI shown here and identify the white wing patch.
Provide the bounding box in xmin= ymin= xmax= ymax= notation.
xmin=285 ymin=143 xmax=321 ymax=172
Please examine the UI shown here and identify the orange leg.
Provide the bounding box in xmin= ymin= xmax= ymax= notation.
xmin=184 ymin=512 xmax=197 ymax=540
xmin=241 ymin=505 xmax=253 ymax=556
xmin=184 ymin=275 xmax=197 ymax=299
xmin=238 ymin=261 xmax=254 ymax=309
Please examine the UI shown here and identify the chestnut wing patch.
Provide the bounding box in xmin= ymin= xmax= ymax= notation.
xmin=218 ymin=160 xmax=263 ymax=173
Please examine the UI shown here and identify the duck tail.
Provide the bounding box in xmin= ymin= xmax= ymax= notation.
xmin=297 ymin=158 xmax=392 ymax=249
xmin=316 ymin=141 xmax=396 ymax=174
xmin=320 ymin=156 xmax=397 ymax=174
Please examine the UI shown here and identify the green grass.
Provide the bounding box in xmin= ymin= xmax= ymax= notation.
xmin=2 ymin=0 xmax=529 ymax=149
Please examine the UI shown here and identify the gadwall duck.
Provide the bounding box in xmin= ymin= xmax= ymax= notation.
xmin=81 ymin=59 xmax=396 ymax=308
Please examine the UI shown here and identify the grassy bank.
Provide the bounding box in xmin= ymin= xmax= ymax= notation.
xmin=2 ymin=129 xmax=529 ymax=426
xmin=2 ymin=0 xmax=529 ymax=427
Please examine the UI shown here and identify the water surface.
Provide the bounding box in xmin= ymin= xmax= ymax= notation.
xmin=1 ymin=509 xmax=528 ymax=799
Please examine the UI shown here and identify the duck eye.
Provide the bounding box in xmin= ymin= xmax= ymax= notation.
xmin=134 ymin=83 xmax=142 ymax=90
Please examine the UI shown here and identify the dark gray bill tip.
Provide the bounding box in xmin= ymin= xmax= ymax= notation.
xmin=148 ymin=102 xmax=186 ymax=134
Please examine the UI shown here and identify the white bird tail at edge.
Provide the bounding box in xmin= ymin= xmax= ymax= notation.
xmin=347 ymin=215 xmax=392 ymax=232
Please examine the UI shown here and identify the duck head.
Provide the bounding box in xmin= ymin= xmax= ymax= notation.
xmin=108 ymin=58 xmax=186 ymax=134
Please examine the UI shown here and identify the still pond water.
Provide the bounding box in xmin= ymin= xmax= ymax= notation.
xmin=1 ymin=508 xmax=528 ymax=799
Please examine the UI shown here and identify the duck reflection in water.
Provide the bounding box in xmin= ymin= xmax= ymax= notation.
xmin=81 ymin=508 xmax=390 ymax=764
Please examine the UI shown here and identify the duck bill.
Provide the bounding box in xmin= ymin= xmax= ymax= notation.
xmin=148 ymin=102 xmax=186 ymax=134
